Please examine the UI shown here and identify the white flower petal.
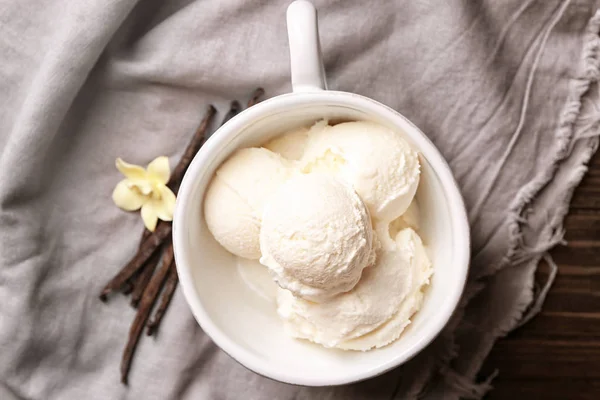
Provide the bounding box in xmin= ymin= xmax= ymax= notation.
xmin=160 ymin=185 xmax=176 ymax=214
xmin=147 ymin=156 xmax=171 ymax=185
xmin=141 ymin=202 xmax=158 ymax=231
xmin=155 ymin=204 xmax=173 ymax=222
xmin=145 ymin=187 xmax=174 ymax=222
xmin=116 ymin=158 xmax=148 ymax=182
xmin=112 ymin=180 xmax=146 ymax=211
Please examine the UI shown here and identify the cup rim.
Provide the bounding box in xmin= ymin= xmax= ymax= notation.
xmin=173 ymin=90 xmax=470 ymax=386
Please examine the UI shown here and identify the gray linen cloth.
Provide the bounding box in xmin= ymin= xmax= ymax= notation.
xmin=1 ymin=0 xmax=600 ymax=399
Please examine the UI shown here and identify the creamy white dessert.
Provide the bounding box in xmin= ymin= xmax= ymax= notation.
xmin=264 ymin=126 xmax=310 ymax=161
xmin=203 ymin=120 xmax=432 ymax=351
xmin=301 ymin=121 xmax=420 ymax=223
xmin=277 ymin=228 xmax=431 ymax=350
xmin=204 ymin=147 xmax=295 ymax=259
xmin=260 ymin=174 xmax=375 ymax=302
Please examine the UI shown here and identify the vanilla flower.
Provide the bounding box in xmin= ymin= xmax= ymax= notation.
xmin=112 ymin=156 xmax=176 ymax=232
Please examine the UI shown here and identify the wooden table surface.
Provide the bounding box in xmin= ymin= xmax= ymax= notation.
xmin=484 ymin=150 xmax=600 ymax=399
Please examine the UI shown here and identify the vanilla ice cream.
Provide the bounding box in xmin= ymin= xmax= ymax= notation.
xmin=277 ymin=228 xmax=432 ymax=350
xmin=204 ymin=148 xmax=296 ymax=259
xmin=264 ymin=126 xmax=309 ymax=160
xmin=203 ymin=119 xmax=430 ymax=352
xmin=384 ymin=200 xmax=421 ymax=250
xmin=398 ymin=200 xmax=421 ymax=230
xmin=338 ymin=228 xmax=431 ymax=350
xmin=301 ymin=121 xmax=420 ymax=223
xmin=260 ymin=173 xmax=375 ymax=302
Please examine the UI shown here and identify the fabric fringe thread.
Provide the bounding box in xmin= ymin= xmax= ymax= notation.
xmin=503 ymin=11 xmax=600 ymax=273
xmin=427 ymin=9 xmax=600 ymax=400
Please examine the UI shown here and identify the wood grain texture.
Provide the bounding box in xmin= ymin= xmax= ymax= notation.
xmin=485 ymin=151 xmax=600 ymax=398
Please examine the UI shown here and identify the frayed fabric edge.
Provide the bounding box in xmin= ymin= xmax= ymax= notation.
xmin=422 ymin=9 xmax=600 ymax=400
xmin=502 ymin=15 xmax=600 ymax=274
xmin=450 ymin=139 xmax=599 ymax=395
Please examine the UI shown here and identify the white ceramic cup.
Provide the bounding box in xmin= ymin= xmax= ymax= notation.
xmin=173 ymin=0 xmax=470 ymax=386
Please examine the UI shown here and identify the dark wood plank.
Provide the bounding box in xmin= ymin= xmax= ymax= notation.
xmin=570 ymin=155 xmax=600 ymax=209
xmin=486 ymin=150 xmax=600 ymax=399
xmin=490 ymin=379 xmax=600 ymax=400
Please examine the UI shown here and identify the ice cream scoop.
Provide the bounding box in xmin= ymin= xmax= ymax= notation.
xmin=301 ymin=121 xmax=420 ymax=223
xmin=264 ymin=120 xmax=330 ymax=161
xmin=387 ymin=200 xmax=421 ymax=248
xmin=264 ymin=126 xmax=309 ymax=160
xmin=260 ymin=173 xmax=374 ymax=302
xmin=338 ymin=228 xmax=432 ymax=350
xmin=277 ymin=227 xmax=432 ymax=350
xmin=204 ymin=147 xmax=296 ymax=259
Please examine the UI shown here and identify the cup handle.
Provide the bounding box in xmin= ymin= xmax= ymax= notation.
xmin=286 ymin=1 xmax=327 ymax=92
